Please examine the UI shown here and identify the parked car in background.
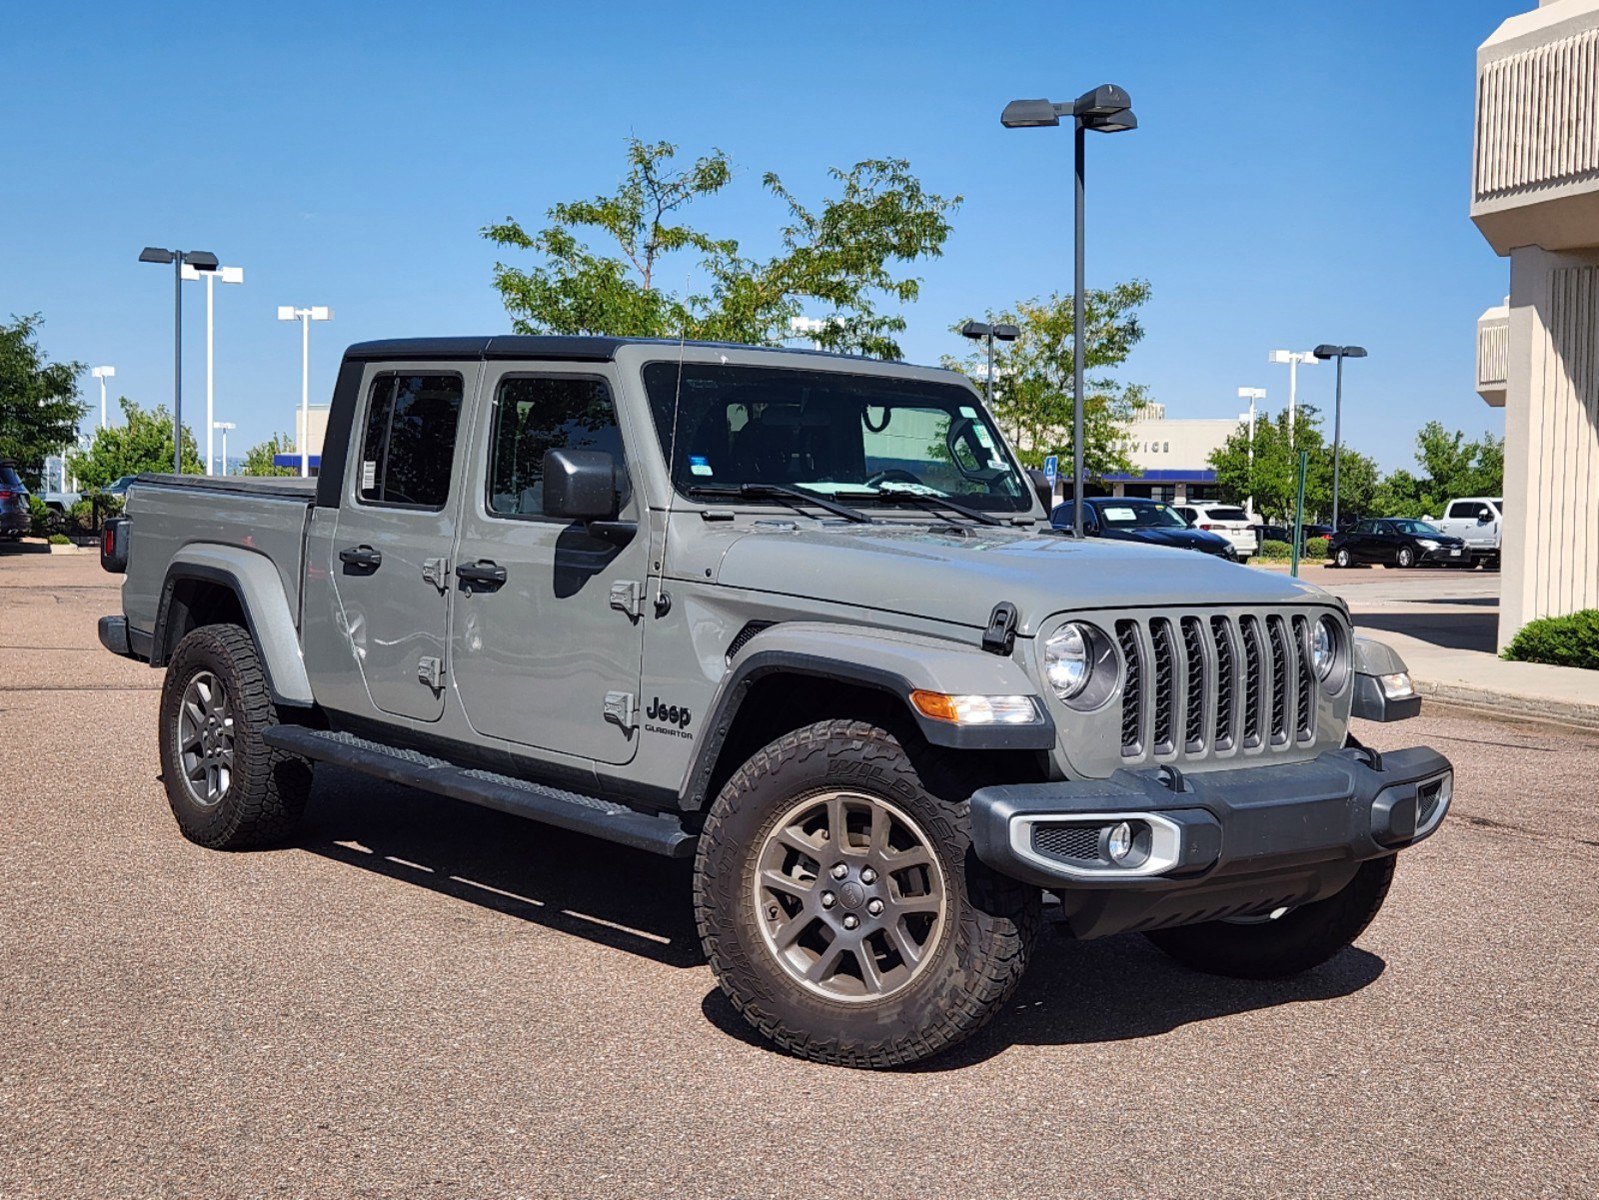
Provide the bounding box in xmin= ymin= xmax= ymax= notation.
xmin=1431 ymin=497 xmax=1503 ymax=568
xmin=1052 ymin=497 xmax=1238 ymax=559
xmin=104 ymin=476 xmax=139 ymax=498
xmin=1 ymin=461 xmax=32 ymax=539
xmin=40 ymin=489 xmax=81 ymax=514
xmin=1329 ymin=518 xmax=1468 ymax=569
xmin=1172 ymin=502 xmax=1258 ymax=561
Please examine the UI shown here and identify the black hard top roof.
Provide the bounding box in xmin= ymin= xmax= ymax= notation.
xmin=340 ymin=335 xmax=893 ymax=364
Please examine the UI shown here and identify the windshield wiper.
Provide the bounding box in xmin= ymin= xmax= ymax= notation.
xmin=685 ymin=483 xmax=874 ymax=524
xmin=863 ymin=487 xmax=1004 ymax=526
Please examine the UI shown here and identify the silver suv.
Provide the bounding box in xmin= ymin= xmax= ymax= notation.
xmin=98 ymin=336 xmax=1450 ymax=1067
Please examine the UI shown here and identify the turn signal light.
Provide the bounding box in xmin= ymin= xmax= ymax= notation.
xmin=910 ymin=691 xmax=1039 ymax=726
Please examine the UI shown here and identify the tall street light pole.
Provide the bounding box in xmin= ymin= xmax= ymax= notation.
xmin=1312 ymin=344 xmax=1367 ymax=532
xmin=213 ymin=421 xmax=235 ymax=475
xmin=278 ymin=305 xmax=333 ymax=477
xmin=139 ymin=247 xmax=219 ymax=473
xmin=1268 ymin=349 xmax=1316 ymax=434
xmin=184 ymin=263 xmax=245 ymax=475
xmin=1237 ymin=387 xmax=1266 ymax=517
xmin=959 ymin=320 xmax=1020 ymax=410
xmin=1002 ymin=85 xmax=1137 ymax=537
xmin=90 ymin=366 xmax=115 ymax=430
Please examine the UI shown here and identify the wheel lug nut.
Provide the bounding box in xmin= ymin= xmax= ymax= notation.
xmin=831 ymin=863 xmax=849 ymax=880
xmin=821 ymin=891 xmax=836 ymax=908
xmin=842 ymin=914 xmax=859 ymax=930
xmin=867 ymin=899 xmax=884 ymax=916
xmin=861 ymin=867 xmax=877 ymax=884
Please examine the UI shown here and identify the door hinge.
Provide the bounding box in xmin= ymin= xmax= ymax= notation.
xmin=609 ymin=580 xmax=644 ymax=620
xmin=421 ymin=556 xmax=448 ymax=591
xmin=417 ymin=656 xmax=445 ymax=690
xmin=603 ymin=691 xmax=637 ymax=730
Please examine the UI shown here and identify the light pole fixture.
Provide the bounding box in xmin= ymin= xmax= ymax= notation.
xmin=959 ymin=320 xmax=1020 ymax=410
xmin=1002 ymin=84 xmax=1138 ymax=537
xmin=1237 ymin=387 xmax=1266 ymax=517
xmin=183 ymin=263 xmax=244 ymax=475
xmin=90 ymin=366 xmax=115 ymax=430
xmin=278 ymin=305 xmax=333 ymax=477
xmin=1312 ymin=344 xmax=1367 ymax=531
xmin=1267 ymin=349 xmax=1317 ymax=434
xmin=213 ymin=421 xmax=236 ymax=475
xmin=139 ymin=247 xmax=219 ymax=472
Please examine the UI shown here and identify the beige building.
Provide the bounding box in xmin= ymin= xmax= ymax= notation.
xmin=1472 ymin=0 xmax=1599 ymax=648
xmin=1103 ymin=404 xmax=1247 ymax=505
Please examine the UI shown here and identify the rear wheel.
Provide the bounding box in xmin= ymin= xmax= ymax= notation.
xmin=1334 ymin=547 xmax=1353 ymax=569
xmin=158 ymin=624 xmax=312 ymax=849
xmin=1144 ymin=856 xmax=1396 ymax=979
xmin=694 ymin=719 xmax=1039 ymax=1067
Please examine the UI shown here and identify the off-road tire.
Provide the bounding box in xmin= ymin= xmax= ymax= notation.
xmin=1144 ymin=855 xmax=1397 ymax=980
xmin=1334 ymin=547 xmax=1353 ymax=569
xmin=158 ymin=624 xmax=312 ymax=849
xmin=694 ymin=720 xmax=1040 ymax=1067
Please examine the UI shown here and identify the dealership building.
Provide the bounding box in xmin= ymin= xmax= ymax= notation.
xmin=1473 ymin=0 xmax=1599 ymax=648
xmin=1098 ymin=404 xmax=1246 ymax=506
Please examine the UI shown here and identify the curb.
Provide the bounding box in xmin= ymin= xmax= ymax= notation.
xmin=1414 ymin=677 xmax=1599 ymax=733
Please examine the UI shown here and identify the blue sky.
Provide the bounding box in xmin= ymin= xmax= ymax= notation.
xmin=3 ymin=0 xmax=1513 ymax=471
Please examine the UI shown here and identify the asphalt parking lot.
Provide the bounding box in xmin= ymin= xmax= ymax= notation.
xmin=3 ymin=550 xmax=1597 ymax=1199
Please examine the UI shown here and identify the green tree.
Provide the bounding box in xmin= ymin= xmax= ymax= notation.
xmin=1209 ymin=404 xmax=1377 ymax=524
xmin=1369 ymin=422 xmax=1505 ymax=518
xmin=941 ymin=283 xmax=1153 ymax=476
xmin=0 ymin=314 xmax=87 ymax=487
xmin=485 ymin=138 xmax=959 ymax=360
xmin=68 ymin=397 xmax=202 ymax=487
xmin=241 ymin=433 xmax=298 ymax=477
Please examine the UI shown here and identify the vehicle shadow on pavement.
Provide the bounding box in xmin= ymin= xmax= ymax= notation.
xmin=701 ymin=925 xmax=1386 ymax=1068
xmin=296 ymin=766 xmax=704 ymax=968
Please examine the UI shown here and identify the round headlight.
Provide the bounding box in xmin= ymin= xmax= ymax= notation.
xmin=1044 ymin=623 xmax=1091 ymax=699
xmin=1312 ymin=616 xmax=1338 ymax=680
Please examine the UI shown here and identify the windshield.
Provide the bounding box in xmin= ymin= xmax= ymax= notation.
xmin=642 ymin=362 xmax=1032 ymax=513
xmin=1076 ymin=501 xmax=1189 ymax=529
xmin=1392 ymin=520 xmax=1442 ymax=536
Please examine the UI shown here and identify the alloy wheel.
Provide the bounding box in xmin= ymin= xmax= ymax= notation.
xmin=753 ymin=791 xmax=948 ymax=1003
xmin=177 ymin=670 xmax=235 ymax=808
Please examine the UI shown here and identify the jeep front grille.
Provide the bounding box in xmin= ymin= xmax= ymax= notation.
xmin=1115 ymin=610 xmax=1322 ymax=764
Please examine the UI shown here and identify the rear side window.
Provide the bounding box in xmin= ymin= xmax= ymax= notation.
xmin=487 ymin=375 xmax=627 ymax=518
xmin=0 ymin=464 xmax=23 ymax=489
xmin=357 ymin=373 xmax=464 ymax=509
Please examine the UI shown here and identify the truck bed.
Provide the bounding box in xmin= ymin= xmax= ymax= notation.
xmin=120 ymin=474 xmax=318 ymax=652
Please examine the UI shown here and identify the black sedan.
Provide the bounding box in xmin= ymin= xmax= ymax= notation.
xmin=1052 ymin=497 xmax=1238 ymax=559
xmin=1 ymin=461 xmax=32 ymax=540
xmin=1329 ymin=518 xmax=1468 ymax=568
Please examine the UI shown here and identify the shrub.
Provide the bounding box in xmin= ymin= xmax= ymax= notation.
xmin=1502 ymin=609 xmax=1599 ymax=670
xmin=47 ymin=533 xmax=71 ymax=546
xmin=1258 ymin=539 xmax=1294 ymax=560
xmin=1305 ymin=536 xmax=1331 ymax=560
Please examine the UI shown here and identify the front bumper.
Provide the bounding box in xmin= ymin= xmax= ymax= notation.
xmin=970 ymin=745 xmax=1452 ymax=939
xmin=1420 ymin=545 xmax=1469 ymax=564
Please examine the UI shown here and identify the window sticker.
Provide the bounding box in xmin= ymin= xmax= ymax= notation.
xmin=959 ymin=406 xmax=978 ymax=419
xmin=689 ymin=454 xmax=714 ymax=477
xmin=1103 ymin=506 xmax=1137 ymax=521
xmin=972 ymin=425 xmax=997 ymax=450
xmin=361 ymin=460 xmax=376 ymax=491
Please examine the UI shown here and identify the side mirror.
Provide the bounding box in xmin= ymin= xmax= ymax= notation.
xmin=542 ymin=449 xmax=635 ymax=544
xmin=1477 ymin=508 xmax=1493 ymax=523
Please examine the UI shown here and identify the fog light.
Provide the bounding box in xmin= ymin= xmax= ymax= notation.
xmin=1378 ymin=671 xmax=1415 ymax=700
xmin=1106 ymin=821 xmax=1135 ymax=864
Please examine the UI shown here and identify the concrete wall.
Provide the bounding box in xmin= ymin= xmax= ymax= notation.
xmin=1121 ymin=417 xmax=1242 ymax=474
xmin=1473 ymin=0 xmax=1599 ymax=647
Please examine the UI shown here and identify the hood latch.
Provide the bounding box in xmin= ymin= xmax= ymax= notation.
xmin=981 ymin=602 xmax=1018 ymax=656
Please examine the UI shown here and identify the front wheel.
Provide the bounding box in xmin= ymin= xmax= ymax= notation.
xmin=158 ymin=624 xmax=313 ymax=849
xmin=1397 ymin=546 xmax=1416 ymax=568
xmin=694 ymin=720 xmax=1039 ymax=1067
xmin=1144 ymin=855 xmax=1396 ymax=979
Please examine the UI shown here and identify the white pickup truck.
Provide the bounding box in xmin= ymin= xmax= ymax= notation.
xmin=1432 ymin=497 xmax=1503 ymax=568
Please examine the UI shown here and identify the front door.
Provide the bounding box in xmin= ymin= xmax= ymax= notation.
xmin=449 ymin=366 xmax=647 ymax=765
xmin=328 ymin=364 xmax=475 ymax=723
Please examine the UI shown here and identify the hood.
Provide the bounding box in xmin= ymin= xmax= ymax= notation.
xmin=706 ymin=521 xmax=1330 ymax=635
xmin=1098 ymin=526 xmax=1230 ymax=553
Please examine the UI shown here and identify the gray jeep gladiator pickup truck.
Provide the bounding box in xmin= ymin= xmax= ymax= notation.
xmin=98 ymin=336 xmax=1451 ymax=1067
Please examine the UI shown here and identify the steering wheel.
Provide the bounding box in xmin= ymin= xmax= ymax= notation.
xmin=865 ymin=468 xmax=925 ymax=489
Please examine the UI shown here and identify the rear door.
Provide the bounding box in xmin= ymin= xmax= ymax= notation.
xmin=448 ymin=364 xmax=647 ymax=765
xmin=327 ymin=364 xmax=475 ymax=722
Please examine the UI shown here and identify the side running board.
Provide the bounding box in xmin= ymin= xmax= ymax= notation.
xmin=263 ymin=726 xmax=695 ymax=858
